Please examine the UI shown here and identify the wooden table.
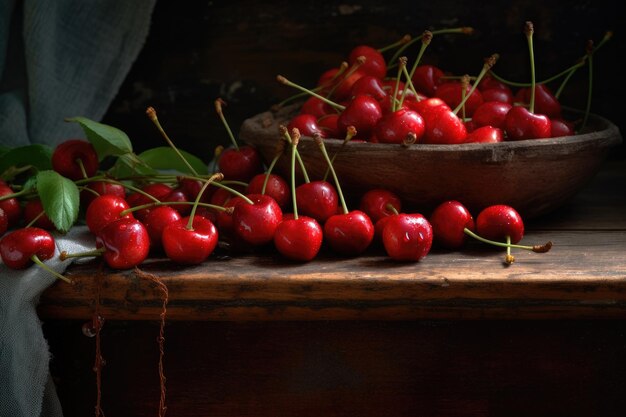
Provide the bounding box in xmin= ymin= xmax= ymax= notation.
xmin=40 ymin=160 xmax=626 ymax=417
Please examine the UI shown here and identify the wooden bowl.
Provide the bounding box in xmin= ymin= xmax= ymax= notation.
xmin=239 ymin=105 xmax=622 ymax=219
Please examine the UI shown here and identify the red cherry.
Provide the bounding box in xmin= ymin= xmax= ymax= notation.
xmin=143 ymin=206 xmax=182 ymax=249
xmin=373 ymin=215 xmax=395 ymax=243
xmin=406 ymin=97 xmax=449 ymax=119
xmin=162 ymin=188 xmax=191 ymax=216
xmin=514 ymin=84 xmax=561 ymax=119
xmin=218 ymin=145 xmax=263 ymax=182
xmin=323 ymin=210 xmax=374 ymax=256
xmin=481 ymin=88 xmax=514 ymax=104
xmin=288 ymin=114 xmax=326 ymax=138
xmin=465 ymin=126 xmax=504 ymax=143
xmin=95 ymin=218 xmax=150 ymax=269
xmin=0 ymin=208 xmax=7 ymax=236
xmin=209 ymin=183 xmax=247 ymax=207
xmin=295 ymin=181 xmax=338 ymax=223
xmin=422 ymin=106 xmax=468 ymax=144
xmin=300 ymin=96 xmax=334 ymax=118
xmin=359 ymin=189 xmax=402 ymax=223
xmin=348 ymin=45 xmax=387 ymax=80
xmin=80 ymin=181 xmax=126 ymax=208
xmin=329 ymin=70 xmax=367 ymax=101
xmin=435 ymin=82 xmax=484 ymax=117
xmin=411 ymin=65 xmax=444 ymax=96
xmin=274 ymin=216 xmax=323 ymax=261
xmin=551 ymin=118 xmax=575 ymax=137
xmin=179 ymin=178 xmax=215 ymax=203
xmin=215 ymin=196 xmax=245 ymax=237
xmin=382 ymin=213 xmax=433 ymax=261
xmin=429 ymin=200 xmax=475 ymax=249
xmin=472 ymin=101 xmax=512 ymax=129
xmin=86 ymin=194 xmax=133 ymax=234
xmin=350 ymin=75 xmax=388 ymax=101
xmin=162 ymin=216 xmax=218 ymax=264
xmin=246 ymin=173 xmax=290 ymax=210
xmin=232 ymin=194 xmax=282 ymax=246
xmin=374 ymin=108 xmax=425 ymax=144
xmin=126 ymin=183 xmax=173 ymax=222
xmin=478 ymin=75 xmax=511 ymax=92
xmin=23 ymin=199 xmax=55 ymax=230
xmin=476 ymin=205 xmax=524 ymax=244
xmin=51 ymin=139 xmax=99 ymax=180
xmin=337 ymin=95 xmax=383 ymax=139
xmin=0 ymin=180 xmax=23 ymax=226
xmin=0 ymin=227 xmax=55 ymax=269
xmin=504 ymin=106 xmax=552 ymax=140
xmin=317 ymin=114 xmax=342 ymax=139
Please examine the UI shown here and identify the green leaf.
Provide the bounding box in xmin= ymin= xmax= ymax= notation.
xmin=66 ymin=116 xmax=133 ymax=161
xmin=36 ymin=170 xmax=80 ymax=233
xmin=0 ymin=144 xmax=52 ymax=177
xmin=139 ymin=147 xmax=208 ymax=175
xmin=109 ymin=153 xmax=159 ymax=178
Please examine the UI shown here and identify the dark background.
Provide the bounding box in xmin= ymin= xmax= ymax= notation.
xmin=101 ymin=0 xmax=625 ymax=160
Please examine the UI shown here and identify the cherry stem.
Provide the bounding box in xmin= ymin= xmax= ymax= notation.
xmin=210 ymin=181 xmax=254 ymax=205
xmin=276 ymin=75 xmax=345 ymax=111
xmin=399 ymin=65 xmax=420 ymax=101
xmin=78 ymin=185 xmax=101 ymax=197
xmin=378 ymin=34 xmax=412 ymax=53
xmin=460 ymin=74 xmax=469 ymax=120
xmin=463 ymin=227 xmax=553 ymax=253
xmin=24 ymin=210 xmax=46 ymax=228
xmin=146 ymin=106 xmax=199 ymax=176
xmin=407 ymin=30 xmax=432 ymax=81
xmin=453 ymin=54 xmax=498 ymax=115
xmin=31 ymin=255 xmax=73 ymax=284
xmin=290 ymin=131 xmax=299 ymax=220
xmin=59 ymin=248 xmax=106 ymax=261
xmin=392 ymin=57 xmax=406 ymax=112
xmin=119 ymin=200 xmax=231 ymax=218
xmin=280 ymin=126 xmax=310 ymax=183
xmin=554 ymin=64 xmax=580 ymax=99
xmin=388 ymin=26 xmax=474 ymax=69
xmin=0 ymin=187 xmax=29 ymax=202
xmin=315 ymin=134 xmax=348 ymax=214
xmin=323 ymin=126 xmax=356 ymax=182
xmin=505 ymin=235 xmax=515 ymax=265
xmin=187 ymin=173 xmax=223 ymax=230
xmin=98 ymin=178 xmax=161 ymax=203
xmin=385 ymin=203 xmax=399 ymax=216
xmin=214 ymin=98 xmax=240 ymax=151
xmin=261 ymin=155 xmax=280 ymax=195
xmin=76 ymin=158 xmax=89 ymax=179
xmin=524 ymin=22 xmax=537 ymax=113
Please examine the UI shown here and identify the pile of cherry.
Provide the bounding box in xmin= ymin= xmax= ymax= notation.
xmin=278 ymin=22 xmax=610 ymax=144
xmin=0 ymin=98 xmax=553 ymax=285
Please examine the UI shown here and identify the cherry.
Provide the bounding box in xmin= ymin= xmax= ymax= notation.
xmin=95 ymin=218 xmax=150 ymax=269
xmin=0 ymin=208 xmax=7 ymax=236
xmin=421 ymin=106 xmax=467 ymax=144
xmin=273 ymin=132 xmax=322 ymax=261
xmin=143 ymin=206 xmax=182 ymax=249
xmin=472 ymin=101 xmax=512 ymax=129
xmin=179 ymin=178 xmax=212 ymax=202
xmin=51 ymin=139 xmax=99 ymax=180
xmin=300 ymin=96 xmax=334 ymax=118
xmin=382 ymin=213 xmax=433 ymax=261
xmin=86 ymin=194 xmax=134 ymax=234
xmin=435 ymin=82 xmax=484 ymax=117
xmin=481 ymin=88 xmax=513 ymax=104
xmin=478 ymin=75 xmax=511 ymax=92
xmin=317 ymin=114 xmax=342 ymax=139
xmin=162 ymin=188 xmax=191 ymax=216
xmin=429 ymin=200 xmax=475 ymax=249
xmin=350 ymin=75 xmax=388 ymax=101
xmin=214 ymin=98 xmax=263 ymax=182
xmin=550 ymin=118 xmax=575 ymax=137
xmin=316 ymin=135 xmax=373 ymax=255
xmin=288 ymin=114 xmax=326 ymax=138
xmin=246 ymin=173 xmax=290 ymax=210
xmin=162 ymin=215 xmax=218 ymax=264
xmin=514 ymin=84 xmax=561 ymax=119
xmin=359 ymin=189 xmax=402 ymax=223
xmin=0 ymin=227 xmax=55 ymax=269
xmin=23 ymin=199 xmax=55 ymax=230
xmin=504 ymin=22 xmax=552 ymax=140
xmin=465 ymin=126 xmax=504 ymax=143
xmin=295 ymin=181 xmax=338 ymax=224
xmin=232 ymin=194 xmax=283 ymax=246
xmin=349 ymin=45 xmax=387 ymax=80
xmin=411 ymin=64 xmax=444 ymax=96
xmin=337 ymin=94 xmax=383 ymax=139
xmin=0 ymin=180 xmax=23 ymax=226
xmin=476 ymin=205 xmax=525 ymax=244
xmin=80 ymin=181 xmax=126 ymax=208
xmin=406 ymin=97 xmax=449 ymax=119
xmin=126 ymin=183 xmax=172 ymax=222
xmin=504 ymin=106 xmax=552 ymax=140
xmin=374 ymin=108 xmax=425 ymax=144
